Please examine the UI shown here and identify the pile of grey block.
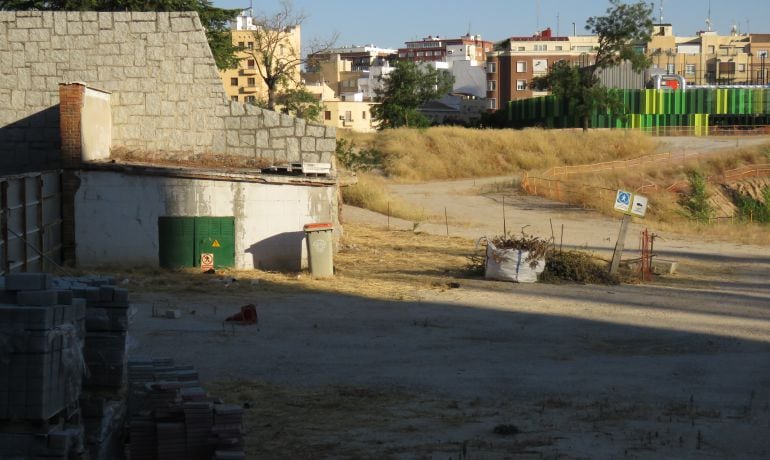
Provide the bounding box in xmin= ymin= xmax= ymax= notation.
xmin=128 ymin=358 xmax=246 ymax=460
xmin=0 ymin=273 xmax=88 ymax=459
xmin=55 ymin=275 xmax=131 ymax=460
xmin=0 ymin=273 xmax=132 ymax=459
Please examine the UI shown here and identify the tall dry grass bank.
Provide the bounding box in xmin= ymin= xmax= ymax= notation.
xmin=341 ymin=127 xmax=657 ymax=181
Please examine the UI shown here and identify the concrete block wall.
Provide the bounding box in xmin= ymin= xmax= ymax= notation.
xmin=0 ymin=11 xmax=335 ymax=173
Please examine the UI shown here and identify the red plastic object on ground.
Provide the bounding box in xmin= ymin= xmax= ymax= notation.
xmin=225 ymin=304 xmax=258 ymax=324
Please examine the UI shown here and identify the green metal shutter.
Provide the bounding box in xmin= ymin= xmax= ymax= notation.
xmin=193 ymin=217 xmax=235 ymax=269
xmin=158 ymin=216 xmax=235 ymax=269
xmin=158 ymin=217 xmax=195 ymax=268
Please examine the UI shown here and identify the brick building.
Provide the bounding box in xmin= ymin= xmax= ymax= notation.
xmin=485 ymin=28 xmax=599 ymax=110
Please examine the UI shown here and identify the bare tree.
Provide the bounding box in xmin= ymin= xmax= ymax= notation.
xmin=243 ymin=0 xmax=336 ymax=110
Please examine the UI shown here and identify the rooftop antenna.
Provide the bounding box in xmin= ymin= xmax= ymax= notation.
xmin=536 ymin=0 xmax=541 ymax=34
xmin=706 ymin=0 xmax=713 ymax=32
xmin=557 ymin=12 xmax=560 ymax=37
xmin=659 ymin=0 xmax=664 ymax=24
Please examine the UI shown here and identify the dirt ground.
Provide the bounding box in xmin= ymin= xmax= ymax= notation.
xmin=128 ymin=137 xmax=770 ymax=459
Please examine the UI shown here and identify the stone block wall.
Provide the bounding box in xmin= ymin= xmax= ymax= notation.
xmin=0 ymin=11 xmax=335 ymax=173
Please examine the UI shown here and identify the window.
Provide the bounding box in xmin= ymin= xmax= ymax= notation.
xmin=247 ymin=42 xmax=254 ymax=50
xmin=517 ymin=46 xmax=526 ymax=51
xmin=230 ymin=95 xmax=238 ymax=102
xmin=345 ymin=111 xmax=352 ymax=122
xmin=516 ymin=80 xmax=527 ymax=91
xmin=247 ymin=77 xmax=256 ymax=87
xmin=738 ymin=63 xmax=746 ymax=72
xmin=516 ymin=61 xmax=527 ymax=72
xmin=362 ymin=111 xmax=367 ymax=119
xmin=238 ymin=41 xmax=244 ymax=48
xmin=417 ymin=51 xmax=425 ymax=57
xmin=279 ymin=44 xmax=285 ymax=55
xmin=534 ymin=44 xmax=547 ymax=51
xmin=488 ymin=62 xmax=497 ymax=73
xmin=247 ymin=59 xmax=255 ymax=69
xmin=487 ymin=80 xmax=497 ymax=91
xmin=708 ymin=45 xmax=715 ymax=54
xmin=488 ymin=98 xmax=497 ymax=110
xmin=399 ymin=52 xmax=407 ymax=58
xmin=246 ymin=96 xmax=256 ymax=103
xmin=666 ymin=63 xmax=675 ymax=74
xmin=230 ymin=77 xmax=238 ymax=86
xmin=685 ymin=64 xmax=696 ymax=75
xmin=555 ymin=46 xmax=563 ymax=51
xmin=324 ymin=111 xmax=331 ymax=121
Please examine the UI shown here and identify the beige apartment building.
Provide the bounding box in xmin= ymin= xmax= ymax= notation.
xmin=219 ymin=11 xmax=301 ymax=104
xmin=646 ymin=23 xmax=762 ymax=86
xmin=303 ymin=55 xmax=381 ymax=132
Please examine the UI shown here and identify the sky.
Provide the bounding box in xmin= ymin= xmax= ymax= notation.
xmin=212 ymin=0 xmax=770 ymax=51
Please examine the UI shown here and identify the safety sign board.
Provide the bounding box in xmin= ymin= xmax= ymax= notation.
xmin=200 ymin=253 xmax=214 ymax=271
xmin=212 ymin=240 xmax=221 ymax=248
xmin=614 ymin=190 xmax=648 ymax=217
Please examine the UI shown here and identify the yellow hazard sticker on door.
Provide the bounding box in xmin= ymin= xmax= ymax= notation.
xmin=212 ymin=240 xmax=221 ymax=248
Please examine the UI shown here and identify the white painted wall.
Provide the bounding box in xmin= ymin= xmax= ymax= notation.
xmin=75 ymin=171 xmax=338 ymax=270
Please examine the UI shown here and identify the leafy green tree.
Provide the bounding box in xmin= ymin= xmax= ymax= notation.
xmin=0 ymin=0 xmax=240 ymax=69
xmin=275 ymin=87 xmax=323 ymax=122
xmin=371 ymin=61 xmax=455 ymax=130
xmin=532 ymin=0 xmax=652 ymax=131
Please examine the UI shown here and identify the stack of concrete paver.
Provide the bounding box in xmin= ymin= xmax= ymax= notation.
xmin=0 ymin=273 xmax=87 ymax=459
xmin=54 ymin=275 xmax=132 ymax=460
xmin=128 ymin=358 xmax=246 ymax=459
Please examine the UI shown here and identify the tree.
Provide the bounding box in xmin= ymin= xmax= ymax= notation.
xmin=0 ymin=0 xmax=240 ymax=69
xmin=275 ymin=87 xmax=323 ymax=122
xmin=532 ymin=0 xmax=652 ymax=131
xmin=241 ymin=0 xmax=336 ymax=111
xmin=371 ymin=61 xmax=455 ymax=130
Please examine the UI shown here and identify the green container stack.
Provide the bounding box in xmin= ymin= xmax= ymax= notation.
xmin=507 ymin=88 xmax=770 ymax=134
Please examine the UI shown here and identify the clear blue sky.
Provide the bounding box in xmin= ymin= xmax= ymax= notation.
xmin=213 ymin=0 xmax=770 ymax=50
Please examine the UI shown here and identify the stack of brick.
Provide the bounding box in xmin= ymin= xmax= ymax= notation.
xmin=128 ymin=358 xmax=246 ymax=459
xmin=54 ymin=275 xmax=132 ymax=460
xmin=0 ymin=273 xmax=87 ymax=459
xmin=55 ymin=276 xmax=130 ymax=390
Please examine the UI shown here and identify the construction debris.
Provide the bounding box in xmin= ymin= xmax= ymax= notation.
xmin=224 ymin=304 xmax=258 ymax=325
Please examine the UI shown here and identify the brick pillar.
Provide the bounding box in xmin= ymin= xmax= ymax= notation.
xmin=59 ymin=83 xmax=86 ymax=169
xmin=59 ymin=83 xmax=86 ymax=265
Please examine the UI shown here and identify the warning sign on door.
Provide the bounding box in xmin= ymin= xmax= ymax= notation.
xmin=212 ymin=240 xmax=221 ymax=248
xmin=201 ymin=253 xmax=214 ymax=271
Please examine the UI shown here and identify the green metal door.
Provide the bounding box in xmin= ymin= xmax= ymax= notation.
xmin=158 ymin=216 xmax=235 ymax=269
xmin=158 ymin=217 xmax=195 ymax=268
xmin=193 ymin=217 xmax=235 ymax=269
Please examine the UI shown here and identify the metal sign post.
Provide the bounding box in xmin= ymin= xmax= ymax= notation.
xmin=609 ymin=190 xmax=648 ymax=275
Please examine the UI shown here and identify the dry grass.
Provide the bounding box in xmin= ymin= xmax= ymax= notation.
xmin=82 ymin=223 xmax=476 ymax=302
xmin=524 ymin=142 xmax=770 ymax=245
xmin=110 ymin=146 xmax=272 ymax=170
xmin=341 ymin=127 xmax=657 ymax=182
xmin=341 ymin=173 xmax=426 ymax=222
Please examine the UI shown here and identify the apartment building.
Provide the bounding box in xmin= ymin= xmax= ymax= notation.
xmin=309 ymin=45 xmax=397 ymax=72
xmin=485 ymin=28 xmax=600 ymax=110
xmin=303 ymin=54 xmax=391 ymax=132
xmin=218 ymin=10 xmax=301 ymax=104
xmin=645 ymin=23 xmax=760 ymax=86
xmin=398 ymin=34 xmax=494 ymax=66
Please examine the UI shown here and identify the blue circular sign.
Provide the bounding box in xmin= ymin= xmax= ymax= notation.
xmin=617 ymin=192 xmax=631 ymax=205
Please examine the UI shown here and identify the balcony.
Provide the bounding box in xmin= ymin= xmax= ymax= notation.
xmin=240 ymin=67 xmax=258 ymax=76
xmin=240 ymin=85 xmax=258 ymax=94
